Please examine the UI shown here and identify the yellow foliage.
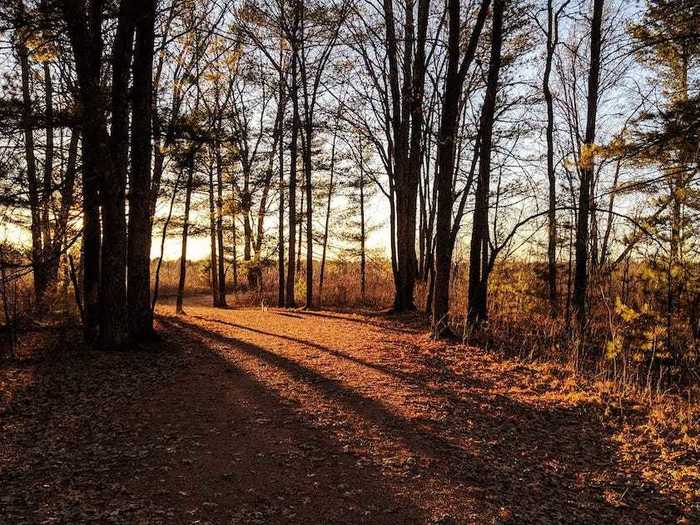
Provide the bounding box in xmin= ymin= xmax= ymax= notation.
xmin=615 ymin=297 xmax=639 ymax=323
xmin=606 ymin=336 xmax=622 ymax=360
xmin=204 ymin=70 xmax=224 ymax=83
xmin=26 ymin=34 xmax=57 ymax=63
xmin=224 ymin=48 xmax=243 ymax=70
xmin=578 ymin=142 xmax=604 ymax=170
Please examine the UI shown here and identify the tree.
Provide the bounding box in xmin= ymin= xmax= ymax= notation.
xmin=466 ymin=0 xmax=506 ymax=326
xmin=60 ymin=0 xmax=133 ymax=348
xmin=128 ymin=0 xmax=157 ymax=338
xmin=348 ymin=0 xmax=432 ymax=311
xmin=538 ymin=0 xmax=571 ymax=317
xmin=431 ymin=0 xmax=491 ymax=336
xmin=572 ymin=0 xmax=604 ymax=328
xmin=628 ymin=0 xmax=700 ymax=349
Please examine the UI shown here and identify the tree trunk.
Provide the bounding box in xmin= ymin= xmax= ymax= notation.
xmin=208 ymin=161 xmax=221 ymax=306
xmin=61 ymin=0 xmax=110 ymax=345
xmin=383 ymin=0 xmax=411 ymax=312
xmin=232 ymin=214 xmax=239 ymax=290
xmin=286 ymin=52 xmax=299 ymax=307
xmin=297 ymin=189 xmax=303 ymax=276
xmin=176 ymin=156 xmax=195 ymax=314
xmin=303 ymin=119 xmax=314 ymax=308
xmin=81 ymin=139 xmax=101 ymax=342
xmin=56 ymin=130 xmax=79 ymax=255
xmin=573 ymin=0 xmax=604 ymax=328
xmin=467 ymin=0 xmax=504 ymax=327
xmin=128 ymin=0 xmax=156 ymax=338
xmin=215 ymin=142 xmax=227 ymax=306
xmin=359 ymin=144 xmax=366 ymax=302
xmin=278 ymin=97 xmax=286 ymax=307
xmin=319 ymin=124 xmax=337 ymax=302
xmin=16 ymin=22 xmax=45 ymax=303
xmin=431 ymin=0 xmax=462 ymax=336
xmin=97 ymin=0 xmax=134 ymax=349
xmin=543 ymin=0 xmax=567 ymax=317
xmin=42 ymin=61 xmax=56 ymax=286
xmin=432 ymin=0 xmax=491 ymax=335
xmin=152 ymin=172 xmax=181 ymax=311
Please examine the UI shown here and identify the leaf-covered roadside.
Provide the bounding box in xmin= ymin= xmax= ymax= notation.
xmin=1 ymin=304 xmax=698 ymax=524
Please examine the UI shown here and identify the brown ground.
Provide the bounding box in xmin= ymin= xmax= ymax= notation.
xmin=1 ymin=296 xmax=698 ymax=524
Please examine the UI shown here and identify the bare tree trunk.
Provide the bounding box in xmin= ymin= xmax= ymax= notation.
xmin=61 ymin=0 xmax=108 ymax=345
xmin=565 ymin=208 xmax=574 ymax=328
xmin=297 ymin=189 xmax=303 ymax=276
xmin=232 ymin=214 xmax=239 ymax=290
xmin=243 ymin=204 xmax=252 ymax=263
xmin=303 ymin=120 xmax=314 ymax=308
xmin=286 ymin=51 xmax=299 ymax=307
xmin=432 ymin=0 xmax=491 ymax=335
xmin=208 ymin=161 xmax=221 ymax=306
xmin=16 ymin=21 xmax=45 ymax=303
xmin=359 ymin=144 xmax=366 ymax=302
xmin=42 ymin=61 xmax=56 ymax=285
xmin=432 ymin=0 xmax=462 ymax=336
xmin=319 ymin=124 xmax=337 ymax=302
xmin=573 ymin=0 xmax=604 ymax=328
xmin=128 ymin=0 xmax=156 ymax=339
xmin=467 ymin=0 xmax=504 ymax=327
xmin=382 ymin=0 xmax=418 ymax=312
xmin=543 ymin=0 xmax=568 ymax=317
xmin=152 ymin=172 xmax=181 ymax=311
xmin=278 ymin=98 xmax=286 ymax=307
xmin=98 ymin=0 xmax=134 ymax=349
xmin=215 ymin=142 xmax=227 ymax=306
xmin=254 ymin=94 xmax=286 ymax=297
xmin=176 ymin=156 xmax=195 ymax=314
xmin=56 ymin=130 xmax=79 ymax=252
xmin=600 ymin=159 xmax=621 ymax=265
xmin=81 ymin=139 xmax=101 ymax=342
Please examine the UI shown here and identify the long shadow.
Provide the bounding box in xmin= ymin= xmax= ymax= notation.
xmin=160 ymin=315 xmax=684 ymax=523
xmin=274 ymin=311 xmax=305 ymax=319
xmin=281 ymin=309 xmax=425 ymax=335
xmin=3 ymin=311 xmax=692 ymax=523
xmin=189 ymin=314 xmax=490 ymax=393
xmin=162 ymin=315 xmax=468 ymax=461
xmin=0 ymin=326 xmax=427 ymax=524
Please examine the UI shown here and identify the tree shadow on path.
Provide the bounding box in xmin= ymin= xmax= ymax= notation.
xmin=163 ymin=312 xmax=690 ymax=524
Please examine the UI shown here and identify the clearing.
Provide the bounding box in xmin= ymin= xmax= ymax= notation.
xmin=1 ymin=296 xmax=697 ymax=524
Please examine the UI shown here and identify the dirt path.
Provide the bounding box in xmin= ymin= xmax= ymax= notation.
xmin=1 ymin=297 xmax=697 ymax=523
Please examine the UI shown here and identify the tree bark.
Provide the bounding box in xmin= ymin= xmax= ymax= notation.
xmin=303 ymin=119 xmax=314 ymax=308
xmin=467 ymin=0 xmax=505 ymax=327
xmin=573 ymin=0 xmax=604 ymax=328
xmin=359 ymin=140 xmax=367 ymax=302
xmin=278 ymin=88 xmax=286 ymax=307
xmin=208 ymin=160 xmax=221 ymax=306
xmin=61 ymin=0 xmax=105 ymax=344
xmin=41 ymin=61 xmax=55 ymax=285
xmin=128 ymin=0 xmax=156 ymax=338
xmin=431 ymin=0 xmax=491 ymax=336
xmin=319 ymin=123 xmax=337 ymax=302
xmin=286 ymin=51 xmax=300 ymax=307
xmin=543 ymin=0 xmax=569 ymax=317
xmin=176 ymin=155 xmax=195 ymax=314
xmin=215 ymin=142 xmax=227 ymax=306
xmin=16 ymin=17 xmax=45 ymax=303
xmin=152 ymin=172 xmax=181 ymax=311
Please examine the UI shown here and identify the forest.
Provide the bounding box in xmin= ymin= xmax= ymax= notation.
xmin=1 ymin=0 xmax=699 ymax=523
